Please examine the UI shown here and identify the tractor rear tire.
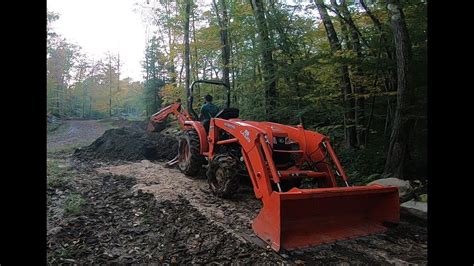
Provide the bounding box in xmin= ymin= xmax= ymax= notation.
xmin=207 ymin=153 xmax=240 ymax=198
xmin=177 ymin=130 xmax=205 ymax=177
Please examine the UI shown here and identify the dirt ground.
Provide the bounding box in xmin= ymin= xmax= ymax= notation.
xmin=47 ymin=119 xmax=427 ymax=264
xmin=47 ymin=120 xmax=114 ymax=150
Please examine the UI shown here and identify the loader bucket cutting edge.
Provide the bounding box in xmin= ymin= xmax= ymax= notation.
xmin=252 ymin=185 xmax=400 ymax=251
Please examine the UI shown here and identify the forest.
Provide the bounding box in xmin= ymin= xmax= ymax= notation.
xmin=47 ymin=0 xmax=427 ymax=181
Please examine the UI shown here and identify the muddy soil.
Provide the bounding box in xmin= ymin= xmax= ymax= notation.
xmin=47 ymin=120 xmax=428 ymax=264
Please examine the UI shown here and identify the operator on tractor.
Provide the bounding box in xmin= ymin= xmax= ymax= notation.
xmin=199 ymin=94 xmax=220 ymax=133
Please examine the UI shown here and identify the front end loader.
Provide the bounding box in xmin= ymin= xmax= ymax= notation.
xmin=147 ymin=80 xmax=400 ymax=252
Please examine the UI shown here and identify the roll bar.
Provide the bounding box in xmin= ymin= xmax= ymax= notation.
xmin=188 ymin=79 xmax=230 ymax=119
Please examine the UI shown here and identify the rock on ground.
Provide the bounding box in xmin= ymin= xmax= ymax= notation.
xmin=368 ymin=177 xmax=413 ymax=198
xmin=401 ymin=200 xmax=427 ymax=221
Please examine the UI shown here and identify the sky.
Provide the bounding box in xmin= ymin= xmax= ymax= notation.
xmin=47 ymin=0 xmax=148 ymax=82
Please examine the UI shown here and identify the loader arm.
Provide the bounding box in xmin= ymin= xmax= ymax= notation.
xmin=208 ymin=118 xmax=400 ymax=251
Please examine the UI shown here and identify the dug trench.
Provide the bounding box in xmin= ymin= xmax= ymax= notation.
xmin=47 ymin=121 xmax=427 ymax=264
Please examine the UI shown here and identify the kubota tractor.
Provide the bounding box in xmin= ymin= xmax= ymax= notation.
xmin=147 ymin=80 xmax=400 ymax=252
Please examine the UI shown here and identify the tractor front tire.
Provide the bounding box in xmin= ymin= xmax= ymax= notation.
xmin=207 ymin=153 xmax=240 ymax=198
xmin=177 ymin=130 xmax=205 ymax=177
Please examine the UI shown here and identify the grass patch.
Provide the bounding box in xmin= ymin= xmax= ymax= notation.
xmin=47 ymin=122 xmax=61 ymax=132
xmin=47 ymin=121 xmax=67 ymax=133
xmin=126 ymin=116 xmax=146 ymax=121
xmin=47 ymin=159 xmax=75 ymax=188
xmin=97 ymin=119 xmax=116 ymax=128
xmin=64 ymin=193 xmax=85 ymax=215
xmin=332 ymin=142 xmax=389 ymax=186
xmin=47 ymin=141 xmax=92 ymax=157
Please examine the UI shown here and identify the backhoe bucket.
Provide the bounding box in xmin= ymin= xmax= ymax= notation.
xmin=147 ymin=120 xmax=166 ymax=132
xmin=252 ymin=185 xmax=399 ymax=251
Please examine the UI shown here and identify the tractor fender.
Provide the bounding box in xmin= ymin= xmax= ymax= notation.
xmin=183 ymin=121 xmax=209 ymax=154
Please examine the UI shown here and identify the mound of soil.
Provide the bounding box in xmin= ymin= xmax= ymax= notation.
xmin=110 ymin=118 xmax=149 ymax=131
xmin=74 ymin=127 xmax=178 ymax=162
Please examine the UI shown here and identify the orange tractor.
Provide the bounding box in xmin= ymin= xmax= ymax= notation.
xmin=148 ymin=80 xmax=400 ymax=252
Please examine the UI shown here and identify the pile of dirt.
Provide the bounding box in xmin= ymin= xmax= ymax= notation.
xmin=109 ymin=118 xmax=149 ymax=131
xmin=73 ymin=127 xmax=178 ymax=162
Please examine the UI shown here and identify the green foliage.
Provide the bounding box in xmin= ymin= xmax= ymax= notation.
xmin=334 ymin=144 xmax=388 ymax=185
xmin=136 ymin=0 xmax=425 ymax=177
xmin=47 ymin=159 xmax=73 ymax=188
xmin=47 ymin=120 xmax=65 ymax=133
xmin=64 ymin=193 xmax=86 ymax=215
xmin=143 ymin=37 xmax=167 ymax=115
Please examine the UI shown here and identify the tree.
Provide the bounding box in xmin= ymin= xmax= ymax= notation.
xmin=212 ymin=0 xmax=231 ymax=89
xmin=47 ymin=11 xmax=59 ymax=56
xmin=330 ymin=0 xmax=366 ymax=145
xmin=358 ymin=0 xmax=398 ymax=137
xmin=143 ymin=37 xmax=166 ymax=115
xmin=184 ymin=0 xmax=192 ymax=114
xmin=250 ymin=0 xmax=277 ymax=121
xmin=47 ymin=39 xmax=79 ymax=116
xmin=315 ymin=0 xmax=357 ymax=148
xmin=383 ymin=0 xmax=415 ymax=178
xmin=108 ymin=53 xmax=113 ymax=117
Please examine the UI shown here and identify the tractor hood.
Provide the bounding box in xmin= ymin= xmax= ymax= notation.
xmin=237 ymin=121 xmax=300 ymax=146
xmin=241 ymin=121 xmax=291 ymax=137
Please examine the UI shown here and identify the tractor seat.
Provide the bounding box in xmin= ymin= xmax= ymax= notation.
xmin=215 ymin=107 xmax=239 ymax=120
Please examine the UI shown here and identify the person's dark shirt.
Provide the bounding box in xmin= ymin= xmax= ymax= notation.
xmin=200 ymin=102 xmax=220 ymax=120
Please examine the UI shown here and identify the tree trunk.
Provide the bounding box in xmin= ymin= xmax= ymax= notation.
xmin=192 ymin=11 xmax=199 ymax=87
xmin=213 ymin=0 xmax=231 ymax=106
xmin=383 ymin=0 xmax=415 ymax=179
xmin=109 ymin=55 xmax=112 ymax=117
xmin=184 ymin=0 xmax=192 ymax=113
xmin=56 ymin=85 xmax=60 ymax=116
xmin=164 ymin=0 xmax=177 ymax=84
xmin=360 ymin=0 xmax=398 ymax=135
xmin=250 ymin=0 xmax=277 ymax=121
xmin=340 ymin=0 xmax=365 ymax=145
xmin=315 ymin=0 xmax=357 ymax=148
xmin=82 ymin=89 xmax=85 ymax=118
xmin=117 ymin=53 xmax=120 ymax=92
xmin=331 ymin=0 xmax=365 ymax=146
xmin=229 ymin=12 xmax=236 ymax=100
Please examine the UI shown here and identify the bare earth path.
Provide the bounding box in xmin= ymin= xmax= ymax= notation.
xmin=47 ymin=119 xmax=427 ymax=264
xmin=47 ymin=120 xmax=115 ymax=150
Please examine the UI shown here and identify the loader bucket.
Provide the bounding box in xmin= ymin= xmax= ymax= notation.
xmin=252 ymin=185 xmax=400 ymax=251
